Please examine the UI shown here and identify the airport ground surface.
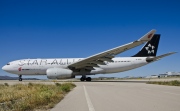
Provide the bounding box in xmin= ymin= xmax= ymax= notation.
xmin=0 ymin=79 xmax=180 ymax=111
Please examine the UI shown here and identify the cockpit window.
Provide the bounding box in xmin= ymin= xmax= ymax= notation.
xmin=7 ymin=63 xmax=10 ymax=65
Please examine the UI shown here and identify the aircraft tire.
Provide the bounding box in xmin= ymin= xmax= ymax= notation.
xmin=80 ymin=77 xmax=85 ymax=81
xmin=19 ymin=78 xmax=22 ymax=81
xmin=86 ymin=77 xmax=91 ymax=81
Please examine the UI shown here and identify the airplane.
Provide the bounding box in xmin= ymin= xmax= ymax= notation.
xmin=2 ymin=29 xmax=176 ymax=81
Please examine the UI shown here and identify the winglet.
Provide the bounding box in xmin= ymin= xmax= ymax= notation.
xmin=138 ymin=29 xmax=156 ymax=41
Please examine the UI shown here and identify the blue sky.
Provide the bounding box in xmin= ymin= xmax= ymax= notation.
xmin=0 ymin=0 xmax=180 ymax=79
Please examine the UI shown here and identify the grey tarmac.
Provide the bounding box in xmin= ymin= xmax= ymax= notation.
xmin=0 ymin=80 xmax=180 ymax=111
xmin=51 ymin=81 xmax=180 ymax=111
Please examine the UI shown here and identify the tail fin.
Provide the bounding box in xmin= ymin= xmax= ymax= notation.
xmin=132 ymin=34 xmax=160 ymax=57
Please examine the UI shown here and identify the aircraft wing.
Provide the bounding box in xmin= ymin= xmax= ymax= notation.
xmin=68 ymin=29 xmax=156 ymax=70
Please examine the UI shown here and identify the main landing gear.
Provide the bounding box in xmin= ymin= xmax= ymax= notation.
xmin=80 ymin=75 xmax=92 ymax=81
xmin=19 ymin=75 xmax=22 ymax=81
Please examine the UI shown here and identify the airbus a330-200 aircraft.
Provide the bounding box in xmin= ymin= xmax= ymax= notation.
xmin=2 ymin=29 xmax=176 ymax=81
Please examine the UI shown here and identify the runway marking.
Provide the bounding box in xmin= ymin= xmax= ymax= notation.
xmin=163 ymin=92 xmax=180 ymax=96
xmin=142 ymin=88 xmax=151 ymax=90
xmin=83 ymin=85 xmax=95 ymax=111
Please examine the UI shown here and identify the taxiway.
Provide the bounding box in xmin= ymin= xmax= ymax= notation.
xmin=0 ymin=80 xmax=179 ymax=111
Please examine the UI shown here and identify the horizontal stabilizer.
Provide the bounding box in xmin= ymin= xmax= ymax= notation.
xmin=154 ymin=52 xmax=177 ymax=61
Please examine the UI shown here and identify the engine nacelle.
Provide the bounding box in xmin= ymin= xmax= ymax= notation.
xmin=46 ymin=68 xmax=74 ymax=79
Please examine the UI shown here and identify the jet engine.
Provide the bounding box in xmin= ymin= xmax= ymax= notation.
xmin=46 ymin=68 xmax=74 ymax=79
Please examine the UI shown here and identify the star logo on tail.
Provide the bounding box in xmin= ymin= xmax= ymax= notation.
xmin=145 ymin=44 xmax=155 ymax=54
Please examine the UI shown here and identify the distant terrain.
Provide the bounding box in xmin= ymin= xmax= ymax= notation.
xmin=0 ymin=76 xmax=39 ymax=80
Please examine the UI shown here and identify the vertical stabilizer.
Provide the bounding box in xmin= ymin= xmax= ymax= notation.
xmin=132 ymin=34 xmax=160 ymax=57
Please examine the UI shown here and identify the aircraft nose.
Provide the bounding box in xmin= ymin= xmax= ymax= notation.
xmin=2 ymin=66 xmax=7 ymax=71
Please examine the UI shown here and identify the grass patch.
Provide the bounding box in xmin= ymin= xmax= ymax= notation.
xmin=147 ymin=80 xmax=180 ymax=86
xmin=0 ymin=82 xmax=75 ymax=111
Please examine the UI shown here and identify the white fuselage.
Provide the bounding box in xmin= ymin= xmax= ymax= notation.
xmin=2 ymin=57 xmax=148 ymax=76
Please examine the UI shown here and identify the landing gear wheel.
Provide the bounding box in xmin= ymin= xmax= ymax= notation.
xmin=80 ymin=77 xmax=85 ymax=81
xmin=86 ymin=77 xmax=92 ymax=81
xmin=80 ymin=75 xmax=86 ymax=81
xmin=19 ymin=75 xmax=22 ymax=81
xmin=19 ymin=78 xmax=22 ymax=81
xmin=80 ymin=75 xmax=91 ymax=81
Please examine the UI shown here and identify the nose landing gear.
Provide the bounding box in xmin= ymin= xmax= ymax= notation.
xmin=19 ymin=75 xmax=22 ymax=81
